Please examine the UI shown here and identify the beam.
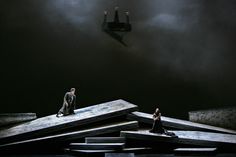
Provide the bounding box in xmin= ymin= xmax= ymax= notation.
xmin=127 ymin=112 xmax=236 ymax=134
xmin=0 ymin=99 xmax=138 ymax=144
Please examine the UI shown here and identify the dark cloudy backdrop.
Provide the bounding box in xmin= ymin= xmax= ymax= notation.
xmin=0 ymin=0 xmax=236 ymax=119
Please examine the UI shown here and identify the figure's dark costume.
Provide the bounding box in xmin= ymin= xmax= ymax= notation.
xmin=150 ymin=110 xmax=178 ymax=138
xmin=150 ymin=112 xmax=165 ymax=133
xmin=57 ymin=92 xmax=76 ymax=116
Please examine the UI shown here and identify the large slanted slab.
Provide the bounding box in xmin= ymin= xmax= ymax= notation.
xmin=127 ymin=112 xmax=236 ymax=134
xmin=0 ymin=113 xmax=37 ymax=127
xmin=121 ymin=130 xmax=236 ymax=148
xmin=0 ymin=99 xmax=138 ymax=144
xmin=0 ymin=121 xmax=138 ymax=150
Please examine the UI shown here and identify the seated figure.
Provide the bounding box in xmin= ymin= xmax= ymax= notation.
xmin=149 ymin=107 xmax=178 ymax=138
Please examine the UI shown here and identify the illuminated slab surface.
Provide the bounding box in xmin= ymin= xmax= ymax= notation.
xmin=85 ymin=137 xmax=126 ymax=143
xmin=0 ymin=121 xmax=138 ymax=150
xmin=0 ymin=113 xmax=37 ymax=127
xmin=120 ymin=130 xmax=236 ymax=147
xmin=0 ymin=99 xmax=138 ymax=144
xmin=127 ymin=112 xmax=236 ymax=134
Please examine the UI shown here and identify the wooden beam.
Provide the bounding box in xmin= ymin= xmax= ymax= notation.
xmin=0 ymin=99 xmax=138 ymax=144
xmin=127 ymin=112 xmax=236 ymax=134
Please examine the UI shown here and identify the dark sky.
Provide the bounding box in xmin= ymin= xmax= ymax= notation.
xmin=1 ymin=0 xmax=236 ymax=119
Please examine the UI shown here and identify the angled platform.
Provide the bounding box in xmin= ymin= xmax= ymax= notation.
xmin=85 ymin=137 xmax=126 ymax=143
xmin=120 ymin=130 xmax=236 ymax=148
xmin=0 ymin=113 xmax=37 ymax=127
xmin=0 ymin=99 xmax=138 ymax=144
xmin=0 ymin=121 xmax=138 ymax=151
xmin=127 ymin=112 xmax=236 ymax=134
xmin=69 ymin=143 xmax=125 ymax=150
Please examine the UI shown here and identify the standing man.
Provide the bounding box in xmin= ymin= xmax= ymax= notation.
xmin=56 ymin=88 xmax=76 ymax=117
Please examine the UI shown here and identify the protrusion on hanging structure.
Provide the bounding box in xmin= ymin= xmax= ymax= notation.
xmin=103 ymin=10 xmax=107 ymax=23
xmin=125 ymin=12 xmax=129 ymax=24
xmin=114 ymin=6 xmax=120 ymax=23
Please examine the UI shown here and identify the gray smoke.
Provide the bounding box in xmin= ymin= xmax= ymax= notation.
xmin=36 ymin=0 xmax=236 ymax=83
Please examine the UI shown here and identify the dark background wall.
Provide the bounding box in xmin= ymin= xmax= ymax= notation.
xmin=1 ymin=0 xmax=236 ymax=119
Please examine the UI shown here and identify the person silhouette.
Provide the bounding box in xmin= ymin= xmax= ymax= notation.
xmin=56 ymin=88 xmax=76 ymax=117
xmin=149 ymin=107 xmax=178 ymax=138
